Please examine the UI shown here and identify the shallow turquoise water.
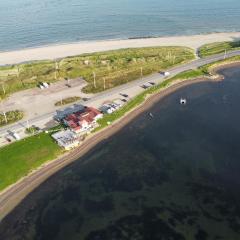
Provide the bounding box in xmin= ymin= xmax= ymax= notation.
xmin=0 ymin=0 xmax=240 ymax=51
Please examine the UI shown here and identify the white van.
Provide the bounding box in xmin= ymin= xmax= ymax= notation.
xmin=13 ymin=132 xmax=21 ymax=140
xmin=163 ymin=71 xmax=170 ymax=77
xmin=42 ymin=82 xmax=49 ymax=88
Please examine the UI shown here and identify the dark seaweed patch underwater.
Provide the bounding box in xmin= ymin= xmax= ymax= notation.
xmin=1 ymin=66 xmax=240 ymax=240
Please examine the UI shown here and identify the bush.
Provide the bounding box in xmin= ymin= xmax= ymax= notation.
xmin=0 ymin=110 xmax=24 ymax=127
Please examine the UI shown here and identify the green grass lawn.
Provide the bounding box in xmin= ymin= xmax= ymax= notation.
xmin=0 ymin=133 xmax=62 ymax=191
xmin=0 ymin=46 xmax=195 ymax=99
xmin=199 ymin=41 xmax=240 ymax=57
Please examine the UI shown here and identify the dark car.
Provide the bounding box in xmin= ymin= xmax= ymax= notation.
xmin=141 ymin=85 xmax=149 ymax=89
xmin=149 ymin=81 xmax=155 ymax=85
xmin=82 ymin=97 xmax=90 ymax=102
xmin=121 ymin=98 xmax=127 ymax=103
xmin=120 ymin=93 xmax=129 ymax=98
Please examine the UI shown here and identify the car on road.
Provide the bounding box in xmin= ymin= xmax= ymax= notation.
xmin=121 ymin=98 xmax=128 ymax=103
xmin=141 ymin=84 xmax=149 ymax=89
xmin=32 ymin=125 xmax=41 ymax=131
xmin=5 ymin=137 xmax=11 ymax=143
xmin=82 ymin=97 xmax=90 ymax=102
xmin=149 ymin=82 xmax=155 ymax=85
xmin=12 ymin=132 xmax=21 ymax=140
xmin=120 ymin=93 xmax=129 ymax=98
xmin=163 ymin=71 xmax=170 ymax=77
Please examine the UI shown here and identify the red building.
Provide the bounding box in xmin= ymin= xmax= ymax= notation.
xmin=63 ymin=107 xmax=103 ymax=133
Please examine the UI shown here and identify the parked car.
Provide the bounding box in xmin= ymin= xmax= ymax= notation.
xmin=120 ymin=93 xmax=129 ymax=98
xmin=12 ymin=132 xmax=20 ymax=140
xmin=149 ymin=82 xmax=155 ymax=85
xmin=141 ymin=85 xmax=149 ymax=89
xmin=163 ymin=71 xmax=170 ymax=77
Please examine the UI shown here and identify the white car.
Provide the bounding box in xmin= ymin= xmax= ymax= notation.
xmin=42 ymin=82 xmax=49 ymax=88
xmin=163 ymin=71 xmax=170 ymax=77
xmin=12 ymin=132 xmax=21 ymax=140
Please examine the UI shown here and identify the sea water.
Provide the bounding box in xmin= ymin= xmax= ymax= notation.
xmin=0 ymin=0 xmax=240 ymax=51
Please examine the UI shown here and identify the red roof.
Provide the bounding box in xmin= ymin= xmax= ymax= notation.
xmin=64 ymin=107 xmax=101 ymax=131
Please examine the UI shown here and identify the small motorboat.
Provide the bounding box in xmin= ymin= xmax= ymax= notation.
xmin=180 ymin=98 xmax=187 ymax=105
xmin=149 ymin=112 xmax=154 ymax=118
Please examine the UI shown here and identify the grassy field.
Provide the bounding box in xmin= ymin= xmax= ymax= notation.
xmin=0 ymin=47 xmax=195 ymax=99
xmin=199 ymin=41 xmax=240 ymax=57
xmin=0 ymin=110 xmax=24 ymax=127
xmin=55 ymin=96 xmax=81 ymax=106
xmin=0 ymin=132 xmax=62 ymax=191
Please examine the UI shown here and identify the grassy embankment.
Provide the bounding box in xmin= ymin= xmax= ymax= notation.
xmin=0 ymin=47 xmax=195 ymax=100
xmin=199 ymin=41 xmax=240 ymax=57
xmin=0 ymin=110 xmax=24 ymax=127
xmin=1 ymin=55 xmax=240 ymax=192
xmin=55 ymin=96 xmax=81 ymax=106
xmin=0 ymin=132 xmax=63 ymax=191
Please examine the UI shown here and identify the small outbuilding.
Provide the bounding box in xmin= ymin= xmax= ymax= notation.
xmin=52 ymin=130 xmax=80 ymax=150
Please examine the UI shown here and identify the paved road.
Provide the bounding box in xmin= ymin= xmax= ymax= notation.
xmin=1 ymin=50 xmax=240 ymax=142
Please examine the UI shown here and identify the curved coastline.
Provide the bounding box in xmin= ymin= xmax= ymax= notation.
xmin=1 ymin=61 xmax=239 ymax=222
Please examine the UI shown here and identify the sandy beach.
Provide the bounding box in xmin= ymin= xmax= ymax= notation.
xmin=1 ymin=32 xmax=240 ymax=66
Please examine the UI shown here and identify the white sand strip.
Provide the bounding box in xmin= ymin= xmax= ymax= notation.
xmin=0 ymin=32 xmax=240 ymax=65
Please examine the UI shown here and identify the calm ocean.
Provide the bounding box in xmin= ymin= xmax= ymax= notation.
xmin=0 ymin=0 xmax=240 ymax=51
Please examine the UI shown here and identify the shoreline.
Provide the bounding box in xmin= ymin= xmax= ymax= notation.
xmin=0 ymin=65 xmax=227 ymax=222
xmin=1 ymin=61 xmax=240 ymax=222
xmin=1 ymin=32 xmax=240 ymax=66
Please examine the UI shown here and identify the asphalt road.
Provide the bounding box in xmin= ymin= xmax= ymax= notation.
xmin=1 ymin=49 xmax=240 ymax=140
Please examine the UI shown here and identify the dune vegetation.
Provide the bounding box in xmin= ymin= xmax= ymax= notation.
xmin=0 ymin=46 xmax=195 ymax=99
xmin=199 ymin=41 xmax=240 ymax=57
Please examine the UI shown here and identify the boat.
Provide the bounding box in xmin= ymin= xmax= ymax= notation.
xmin=149 ymin=112 xmax=154 ymax=118
xmin=180 ymin=98 xmax=187 ymax=105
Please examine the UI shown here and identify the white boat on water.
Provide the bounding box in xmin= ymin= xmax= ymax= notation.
xmin=180 ymin=98 xmax=187 ymax=105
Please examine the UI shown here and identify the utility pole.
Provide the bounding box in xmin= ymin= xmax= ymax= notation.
xmin=3 ymin=111 xmax=7 ymax=124
xmin=224 ymin=49 xmax=227 ymax=59
xmin=26 ymin=120 xmax=30 ymax=129
xmin=172 ymin=55 xmax=176 ymax=65
xmin=93 ymin=72 xmax=96 ymax=89
xmin=1 ymin=83 xmax=5 ymax=95
xmin=140 ymin=67 xmax=143 ymax=78
xmin=17 ymin=66 xmax=20 ymax=78
xmin=55 ymin=60 xmax=58 ymax=80
xmin=103 ymin=77 xmax=106 ymax=90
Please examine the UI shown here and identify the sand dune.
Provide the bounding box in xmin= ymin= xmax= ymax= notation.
xmin=0 ymin=32 xmax=240 ymax=66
